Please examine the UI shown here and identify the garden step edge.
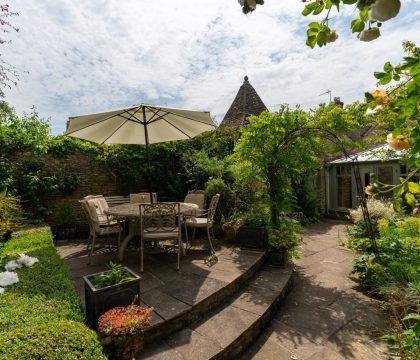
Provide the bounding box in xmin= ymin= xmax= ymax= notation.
xmin=138 ymin=265 xmax=293 ymax=360
xmin=142 ymin=249 xmax=266 ymax=345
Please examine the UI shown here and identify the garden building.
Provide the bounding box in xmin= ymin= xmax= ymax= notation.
xmin=219 ymin=76 xmax=267 ymax=129
xmin=325 ymin=144 xmax=408 ymax=213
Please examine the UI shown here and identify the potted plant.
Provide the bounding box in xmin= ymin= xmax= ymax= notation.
xmin=238 ymin=209 xmax=268 ymax=250
xmin=221 ymin=215 xmax=243 ymax=242
xmin=98 ymin=305 xmax=153 ymax=360
xmin=55 ymin=202 xmax=77 ymax=240
xmin=267 ymin=220 xmax=301 ymax=267
xmin=83 ymin=261 xmax=141 ymax=329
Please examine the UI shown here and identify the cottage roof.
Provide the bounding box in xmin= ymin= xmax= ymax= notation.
xmin=219 ymin=76 xmax=267 ymax=129
xmin=329 ymin=144 xmax=403 ymax=165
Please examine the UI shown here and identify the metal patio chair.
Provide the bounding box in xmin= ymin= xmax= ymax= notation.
xmin=183 ymin=194 xmax=220 ymax=255
xmin=139 ymin=202 xmax=183 ymax=272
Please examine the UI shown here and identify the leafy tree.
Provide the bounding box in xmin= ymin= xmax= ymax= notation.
xmin=238 ymin=0 xmax=403 ymax=47
xmin=233 ymin=107 xmax=321 ymax=225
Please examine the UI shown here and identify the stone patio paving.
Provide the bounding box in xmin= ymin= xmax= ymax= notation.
xmin=240 ymin=219 xmax=389 ymax=360
xmin=57 ymin=236 xmax=265 ymax=332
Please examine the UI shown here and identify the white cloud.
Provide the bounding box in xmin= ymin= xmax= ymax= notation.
xmin=3 ymin=0 xmax=420 ymax=133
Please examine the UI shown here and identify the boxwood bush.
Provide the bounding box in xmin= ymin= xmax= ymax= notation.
xmin=0 ymin=228 xmax=105 ymax=359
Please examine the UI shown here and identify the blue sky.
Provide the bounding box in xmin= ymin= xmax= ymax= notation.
xmin=3 ymin=0 xmax=420 ymax=134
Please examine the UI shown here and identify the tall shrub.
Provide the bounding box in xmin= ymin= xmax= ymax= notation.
xmin=233 ymin=107 xmax=320 ymax=225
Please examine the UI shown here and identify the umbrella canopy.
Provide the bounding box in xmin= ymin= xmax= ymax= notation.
xmin=65 ymin=104 xmax=216 ymax=145
xmin=65 ymin=104 xmax=216 ymax=196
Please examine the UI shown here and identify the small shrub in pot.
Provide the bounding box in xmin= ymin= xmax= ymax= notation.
xmin=98 ymin=305 xmax=153 ymax=360
xmin=267 ymin=220 xmax=301 ymax=266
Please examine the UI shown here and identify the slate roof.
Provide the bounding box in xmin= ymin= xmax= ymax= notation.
xmin=219 ymin=76 xmax=267 ymax=129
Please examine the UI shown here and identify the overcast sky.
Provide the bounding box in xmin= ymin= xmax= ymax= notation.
xmin=3 ymin=0 xmax=420 ymax=134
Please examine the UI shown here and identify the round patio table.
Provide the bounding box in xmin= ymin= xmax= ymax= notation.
xmin=104 ymin=202 xmax=199 ymax=261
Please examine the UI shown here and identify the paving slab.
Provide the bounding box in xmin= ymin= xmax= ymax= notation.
xmin=159 ymin=271 xmax=228 ymax=306
xmin=165 ymin=328 xmax=223 ymax=360
xmin=140 ymin=265 xmax=292 ymax=359
xmin=138 ymin=340 xmax=183 ymax=360
xmin=192 ymin=305 xmax=259 ymax=349
xmin=241 ymin=219 xmax=388 ymax=360
xmin=141 ymin=288 xmax=191 ymax=320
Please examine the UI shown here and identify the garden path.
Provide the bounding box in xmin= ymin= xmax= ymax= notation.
xmin=241 ymin=219 xmax=389 ymax=360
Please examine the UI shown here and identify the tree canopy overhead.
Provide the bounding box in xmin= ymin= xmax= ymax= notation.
xmin=238 ymin=0 xmax=403 ymax=48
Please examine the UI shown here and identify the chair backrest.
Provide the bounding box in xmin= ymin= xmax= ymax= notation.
xmin=84 ymin=196 xmax=109 ymax=224
xmin=207 ymin=194 xmax=220 ymax=222
xmin=140 ymin=202 xmax=180 ymax=234
xmin=184 ymin=191 xmax=206 ymax=210
xmin=130 ymin=192 xmax=157 ymax=204
xmin=79 ymin=199 xmax=101 ymax=232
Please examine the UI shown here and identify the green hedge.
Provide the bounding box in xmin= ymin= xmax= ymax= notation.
xmin=0 ymin=229 xmax=105 ymax=359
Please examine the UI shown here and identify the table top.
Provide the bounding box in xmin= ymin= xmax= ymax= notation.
xmin=104 ymin=202 xmax=199 ymax=218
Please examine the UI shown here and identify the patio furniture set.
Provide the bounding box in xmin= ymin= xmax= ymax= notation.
xmin=79 ymin=191 xmax=220 ymax=270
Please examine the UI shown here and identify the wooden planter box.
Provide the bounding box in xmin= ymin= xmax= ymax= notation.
xmin=238 ymin=226 xmax=268 ymax=250
xmin=83 ymin=267 xmax=141 ymax=329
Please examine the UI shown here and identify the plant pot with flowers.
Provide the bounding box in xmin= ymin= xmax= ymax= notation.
xmin=83 ymin=261 xmax=141 ymax=329
xmin=267 ymin=220 xmax=301 ymax=267
xmin=98 ymin=305 xmax=153 ymax=360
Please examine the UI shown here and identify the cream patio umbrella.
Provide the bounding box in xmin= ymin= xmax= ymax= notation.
xmin=65 ymin=104 xmax=216 ymax=196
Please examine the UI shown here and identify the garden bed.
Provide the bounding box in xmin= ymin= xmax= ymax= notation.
xmin=0 ymin=228 xmax=105 ymax=359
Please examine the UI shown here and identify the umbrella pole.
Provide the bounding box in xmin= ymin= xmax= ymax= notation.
xmin=142 ymin=107 xmax=154 ymax=203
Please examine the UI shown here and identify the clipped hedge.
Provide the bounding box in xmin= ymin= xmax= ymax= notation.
xmin=0 ymin=228 xmax=105 ymax=359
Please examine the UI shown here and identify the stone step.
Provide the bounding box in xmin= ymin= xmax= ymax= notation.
xmin=141 ymin=247 xmax=266 ymax=345
xmin=138 ymin=265 xmax=293 ymax=360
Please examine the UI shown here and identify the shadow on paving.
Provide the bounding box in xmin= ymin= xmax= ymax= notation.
xmin=58 ymin=233 xmax=263 ymax=342
xmin=241 ymin=219 xmax=389 ymax=360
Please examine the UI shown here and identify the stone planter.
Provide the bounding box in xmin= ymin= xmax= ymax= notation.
xmin=83 ymin=267 xmax=141 ymax=329
xmin=267 ymin=248 xmax=288 ymax=267
xmin=238 ymin=225 xmax=268 ymax=250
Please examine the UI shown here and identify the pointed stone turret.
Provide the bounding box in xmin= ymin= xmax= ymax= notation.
xmin=219 ymin=76 xmax=267 ymax=129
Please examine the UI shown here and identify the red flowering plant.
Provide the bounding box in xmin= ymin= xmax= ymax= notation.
xmin=98 ymin=305 xmax=153 ymax=360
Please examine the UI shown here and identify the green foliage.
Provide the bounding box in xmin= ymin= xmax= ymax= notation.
xmin=57 ymin=202 xmax=76 ymax=227
xmin=394 ymin=177 xmax=420 ymax=214
xmin=367 ymin=42 xmax=420 ymax=169
xmin=241 ymin=0 xmax=396 ymax=47
xmin=233 ymin=107 xmax=320 ymax=225
xmin=292 ymin=172 xmax=320 ymax=225
xmin=183 ymin=149 xmax=231 ymax=190
xmin=349 ymin=216 xmax=420 ymax=288
xmin=0 ymin=192 xmax=24 ymax=239
xmin=205 ymin=178 xmax=235 ymax=221
xmin=0 ymin=320 xmax=106 ymax=360
xmin=238 ymin=204 xmax=270 ymax=227
xmin=0 ymin=98 xmax=50 ymax=154
xmin=92 ymin=261 xmax=136 ymax=289
xmin=268 ymin=220 xmax=301 ymax=250
xmin=0 ymin=101 xmax=81 ymax=219
xmin=0 ymin=229 xmax=105 ymax=358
